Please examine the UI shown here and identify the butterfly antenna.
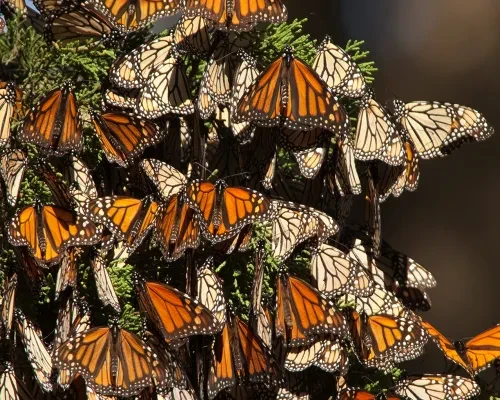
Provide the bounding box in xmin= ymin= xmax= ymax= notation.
xmin=193 ymin=161 xmax=215 ymax=180
xmin=213 ymin=49 xmax=239 ymax=63
xmin=223 ymin=171 xmax=251 ymax=181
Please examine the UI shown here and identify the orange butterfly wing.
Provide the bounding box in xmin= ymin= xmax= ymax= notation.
xmin=464 ymin=325 xmax=500 ymax=373
xmin=232 ymin=0 xmax=287 ymax=29
xmin=155 ymin=196 xmax=200 ymax=261
xmin=236 ymin=56 xmax=282 ymax=124
xmin=8 ymin=206 xmax=42 ymax=261
xmin=235 ymin=316 xmax=280 ymax=382
xmin=286 ymin=58 xmax=347 ymax=131
xmin=186 ymin=180 xmax=217 ymax=227
xmin=91 ymin=112 xmax=161 ymax=167
xmin=41 ymin=206 xmax=99 ymax=264
xmin=422 ymin=320 xmax=471 ymax=373
xmin=276 ymin=275 xmax=346 ymax=346
xmin=137 ymin=280 xmax=218 ymax=340
xmin=21 ymin=85 xmax=82 ymax=154
xmin=220 ymin=186 xmax=272 ymax=232
xmin=208 ymin=322 xmax=235 ymax=399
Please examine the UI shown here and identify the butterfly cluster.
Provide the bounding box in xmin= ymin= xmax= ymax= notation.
xmin=0 ymin=0 xmax=497 ymax=399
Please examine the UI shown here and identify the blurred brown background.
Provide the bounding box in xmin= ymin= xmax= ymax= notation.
xmin=286 ymin=0 xmax=500 ymax=374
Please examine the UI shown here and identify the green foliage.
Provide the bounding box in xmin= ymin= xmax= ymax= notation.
xmin=345 ymin=39 xmax=378 ymax=85
xmin=251 ymin=18 xmax=316 ymax=64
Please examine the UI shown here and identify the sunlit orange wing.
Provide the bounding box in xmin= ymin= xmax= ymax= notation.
xmin=464 ymin=324 xmax=500 ymax=373
xmin=276 ymin=275 xmax=346 ymax=346
xmin=421 ymin=320 xmax=469 ymax=372
xmin=136 ymin=280 xmax=219 ymax=340
xmin=8 ymin=205 xmax=99 ymax=265
xmin=8 ymin=206 xmax=42 ymax=261
xmin=91 ymin=112 xmax=162 ymax=167
xmin=287 ymin=58 xmax=347 ymax=130
xmin=208 ymin=322 xmax=235 ymax=399
xmin=41 ymin=206 xmax=99 ymax=264
xmin=235 ymin=316 xmax=280 ymax=382
xmin=21 ymin=84 xmax=82 ymax=155
xmin=236 ymin=56 xmax=282 ymax=123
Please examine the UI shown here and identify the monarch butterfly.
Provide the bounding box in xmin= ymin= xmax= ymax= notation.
xmin=0 ymin=149 xmax=27 ymax=207
xmin=63 ymin=156 xmax=98 ymax=211
xmin=354 ymin=89 xmax=404 ymax=166
xmin=230 ymin=50 xmax=259 ymax=143
xmin=8 ymin=204 xmax=101 ymax=266
xmin=327 ymin=136 xmax=361 ymax=197
xmin=91 ymin=111 xmax=162 ymax=167
xmin=248 ymin=247 xmax=272 ymax=346
xmin=198 ymin=38 xmax=240 ymax=119
xmin=236 ymin=46 xmax=348 ymax=132
xmin=141 ymin=329 xmax=190 ymax=392
xmin=14 ymin=310 xmax=54 ymax=392
xmin=53 ymin=294 xmax=92 ymax=389
xmin=271 ymin=200 xmax=339 ymax=262
xmin=141 ymin=159 xmax=187 ymax=201
xmin=154 ymin=195 xmax=201 ymax=261
xmin=91 ymin=252 xmax=121 ymax=312
xmin=86 ymin=0 xmax=181 ymax=33
xmin=42 ymin=1 xmax=124 ymax=44
xmin=102 ymin=88 xmax=137 ymax=111
xmin=394 ymin=374 xmax=480 ymax=400
xmin=84 ymin=196 xmax=159 ymax=254
xmin=174 ymin=15 xmax=212 ymax=55
xmin=348 ymin=309 xmax=428 ymax=371
xmin=393 ymin=99 xmax=494 ymax=159
xmin=312 ymin=35 xmax=367 ymax=99
xmin=0 ymin=81 xmax=19 ymax=147
xmin=345 ymin=232 xmax=435 ymax=311
xmin=292 ymin=144 xmax=327 ymax=179
xmin=0 ymin=273 xmax=16 ymax=340
xmin=134 ymin=275 xmax=220 ymax=341
xmin=0 ymin=361 xmax=38 ymax=400
xmin=284 ymin=335 xmax=348 ymax=374
xmin=207 ymin=315 xmax=280 ymax=399
xmin=276 ymin=274 xmax=347 ymax=347
xmin=20 ymin=82 xmax=82 ymax=155
xmin=53 ymin=292 xmax=91 ymax=354
xmin=422 ymin=320 xmax=500 ymax=376
xmin=310 ymin=243 xmax=374 ymax=298
xmin=54 ymin=249 xmax=78 ymax=299
xmin=315 ymin=339 xmax=349 ymax=374
xmin=185 ymin=179 xmax=275 ymax=243
xmin=136 ymin=54 xmax=194 ymax=119
xmin=364 ymin=169 xmax=381 ymax=258
xmin=183 ymin=0 xmax=287 ymax=31
xmin=109 ymin=35 xmax=174 ymax=89
xmin=377 ymin=138 xmax=420 ymax=202
xmin=197 ymin=260 xmax=226 ymax=328
xmin=54 ymin=320 xmax=162 ymax=396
